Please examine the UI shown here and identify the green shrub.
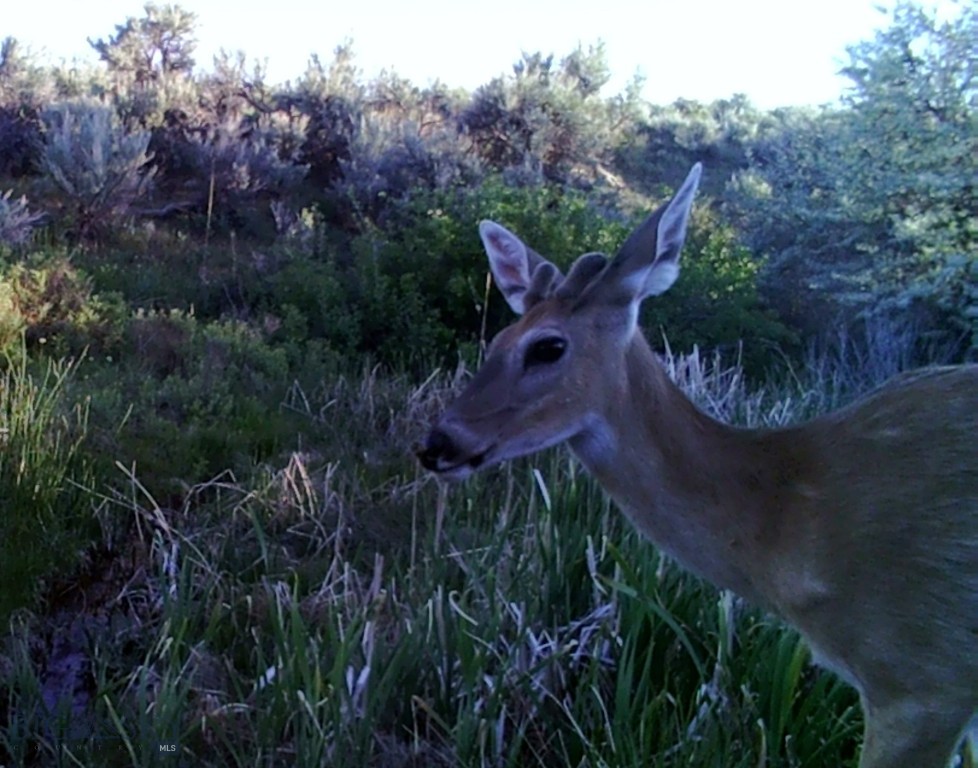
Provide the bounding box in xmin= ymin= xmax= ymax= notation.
xmin=260 ymin=250 xmax=359 ymax=355
xmin=347 ymin=178 xmax=792 ymax=371
xmin=0 ymin=255 xmax=128 ymax=357
xmin=640 ymin=207 xmax=797 ymax=373
xmin=73 ymin=178 xmax=791 ymax=379
xmin=79 ymin=312 xmax=299 ymax=499
xmin=76 ymin=230 xmax=253 ymax=319
xmin=345 ymin=178 xmax=633 ymax=366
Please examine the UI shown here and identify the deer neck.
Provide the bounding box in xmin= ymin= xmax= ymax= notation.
xmin=568 ymin=334 xmax=796 ymax=604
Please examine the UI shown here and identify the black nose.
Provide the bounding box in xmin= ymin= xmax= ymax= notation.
xmin=416 ymin=428 xmax=457 ymax=471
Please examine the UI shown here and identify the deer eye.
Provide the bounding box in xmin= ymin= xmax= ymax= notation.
xmin=524 ymin=336 xmax=567 ymax=368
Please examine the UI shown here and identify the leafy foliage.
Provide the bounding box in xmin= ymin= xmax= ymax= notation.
xmin=0 ymin=38 xmax=46 ymax=178
xmin=168 ymin=110 xmax=307 ymax=236
xmin=616 ymin=95 xmax=772 ymax=197
xmin=843 ymin=1 xmax=978 ymax=351
xmin=643 ymin=206 xmax=797 ymax=371
xmin=729 ymin=1 xmax=977 ymax=355
xmin=264 ymin=177 xmax=792 ymax=372
xmin=0 ymin=255 xmax=127 ymax=356
xmin=6 ymin=0 xmax=967 ymax=362
xmin=80 ymin=311 xmax=297 ymax=499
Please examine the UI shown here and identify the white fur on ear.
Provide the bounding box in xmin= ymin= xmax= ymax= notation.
xmin=636 ymin=260 xmax=680 ymax=297
xmin=654 ymin=163 xmax=701 ymax=274
xmin=610 ymin=163 xmax=701 ymax=302
xmin=479 ymin=220 xmax=532 ymax=314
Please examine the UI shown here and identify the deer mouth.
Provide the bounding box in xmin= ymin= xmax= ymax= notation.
xmin=415 ymin=431 xmax=494 ymax=479
xmin=454 ymin=444 xmax=494 ymax=469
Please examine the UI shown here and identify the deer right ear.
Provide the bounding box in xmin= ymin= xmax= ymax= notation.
xmin=600 ymin=163 xmax=701 ymax=306
xmin=479 ymin=220 xmax=534 ymax=314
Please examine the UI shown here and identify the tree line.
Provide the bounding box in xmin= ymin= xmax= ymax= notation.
xmin=0 ymin=1 xmax=975 ymax=364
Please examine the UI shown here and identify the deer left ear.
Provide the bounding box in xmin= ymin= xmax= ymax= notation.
xmin=604 ymin=163 xmax=702 ymax=303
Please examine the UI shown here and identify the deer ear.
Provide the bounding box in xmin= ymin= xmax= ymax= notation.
xmin=479 ymin=220 xmax=559 ymax=315
xmin=602 ymin=163 xmax=702 ymax=303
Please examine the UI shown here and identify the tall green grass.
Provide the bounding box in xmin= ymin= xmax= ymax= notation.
xmin=0 ymin=349 xmax=94 ymax=623
xmin=1 ymin=348 xmax=928 ymax=766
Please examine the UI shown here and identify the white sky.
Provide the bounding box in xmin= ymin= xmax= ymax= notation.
xmin=2 ymin=0 xmax=956 ymax=109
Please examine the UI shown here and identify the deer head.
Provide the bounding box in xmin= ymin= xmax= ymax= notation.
xmin=417 ymin=163 xmax=702 ymax=479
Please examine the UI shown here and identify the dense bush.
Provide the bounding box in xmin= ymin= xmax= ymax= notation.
xmin=614 ymin=95 xmax=773 ymax=198
xmin=354 ymin=178 xmax=793 ymax=370
xmin=461 ymin=47 xmax=642 ymax=188
xmin=88 ymin=176 xmax=789 ymax=372
xmin=3 ymin=1 xmax=970 ymax=362
xmin=727 ymin=2 xmax=977 ymax=357
xmin=0 ymin=106 xmax=41 ymax=179
xmin=292 ymin=178 xmax=636 ymax=366
xmin=38 ymin=100 xmax=156 ymax=241
xmin=0 ymin=37 xmax=46 ymax=178
xmin=78 ymin=311 xmax=298 ymax=499
xmin=164 ymin=111 xmax=307 ymax=237
xmin=0 ymin=255 xmax=127 ymax=356
xmin=640 ymin=206 xmax=796 ymax=371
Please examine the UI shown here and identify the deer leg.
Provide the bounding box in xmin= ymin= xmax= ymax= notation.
xmin=859 ymin=696 xmax=970 ymax=768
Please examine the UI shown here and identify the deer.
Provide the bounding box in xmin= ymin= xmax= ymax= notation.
xmin=416 ymin=163 xmax=978 ymax=767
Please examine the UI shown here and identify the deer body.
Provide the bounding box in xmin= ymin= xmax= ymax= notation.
xmin=417 ymin=164 xmax=978 ymax=766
